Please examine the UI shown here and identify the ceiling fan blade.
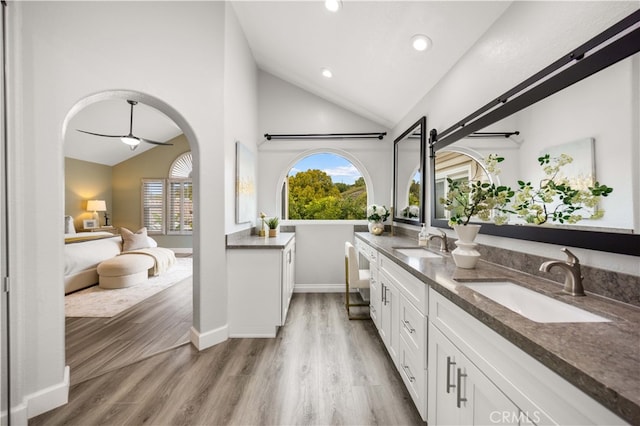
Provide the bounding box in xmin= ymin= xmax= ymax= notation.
xmin=76 ymin=129 xmax=126 ymax=138
xmin=139 ymin=138 xmax=174 ymax=146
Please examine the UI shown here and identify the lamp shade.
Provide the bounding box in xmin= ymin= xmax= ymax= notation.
xmin=86 ymin=200 xmax=106 ymax=212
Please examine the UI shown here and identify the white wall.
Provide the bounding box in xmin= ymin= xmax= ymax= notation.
xmin=224 ymin=5 xmax=259 ymax=234
xmin=8 ymin=1 xmax=231 ymax=420
xmin=393 ymin=1 xmax=640 ymax=276
xmin=257 ymin=71 xmax=390 ymax=286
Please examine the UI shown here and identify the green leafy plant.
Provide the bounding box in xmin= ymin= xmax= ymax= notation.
xmin=512 ymin=153 xmax=613 ymax=225
xmin=266 ymin=217 xmax=280 ymax=229
xmin=440 ymin=155 xmax=514 ymax=226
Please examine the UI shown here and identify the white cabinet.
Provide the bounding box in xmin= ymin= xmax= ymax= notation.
xmin=378 ymin=269 xmax=399 ymax=365
xmin=369 ymin=265 xmax=380 ymax=328
xmin=428 ymin=288 xmax=626 ymax=426
xmin=357 ymin=239 xmax=429 ymax=421
xmin=429 ymin=322 xmax=522 ymax=426
xmin=281 ymin=241 xmax=295 ymax=324
xmin=228 ymin=237 xmax=295 ymax=337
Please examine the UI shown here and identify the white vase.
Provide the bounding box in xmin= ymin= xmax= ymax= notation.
xmin=452 ymin=224 xmax=481 ymax=269
xmin=368 ymin=221 xmax=385 ymax=235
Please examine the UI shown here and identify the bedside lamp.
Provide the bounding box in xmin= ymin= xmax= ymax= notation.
xmin=86 ymin=200 xmax=107 ymax=226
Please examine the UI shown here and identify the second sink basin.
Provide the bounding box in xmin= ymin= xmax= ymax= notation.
xmin=462 ymin=281 xmax=611 ymax=323
xmin=393 ymin=247 xmax=442 ymax=259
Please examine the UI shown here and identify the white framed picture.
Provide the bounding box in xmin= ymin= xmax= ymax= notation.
xmin=83 ymin=219 xmax=98 ymax=229
xmin=235 ymin=141 xmax=257 ymax=224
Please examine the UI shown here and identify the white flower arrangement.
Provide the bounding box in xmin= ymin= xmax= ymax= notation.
xmin=439 ymin=153 xmax=614 ymax=227
xmin=401 ymin=205 xmax=420 ymax=218
xmin=366 ymin=204 xmax=390 ymax=222
xmin=512 ymin=153 xmax=613 ymax=225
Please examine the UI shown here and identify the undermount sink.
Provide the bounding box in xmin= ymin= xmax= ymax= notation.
xmin=462 ymin=281 xmax=611 ymax=323
xmin=393 ymin=247 xmax=442 ymax=259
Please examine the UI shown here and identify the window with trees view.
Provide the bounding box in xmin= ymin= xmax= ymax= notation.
xmin=283 ymin=153 xmax=367 ymax=220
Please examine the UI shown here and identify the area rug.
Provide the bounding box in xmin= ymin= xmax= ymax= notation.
xmin=65 ymin=257 xmax=192 ymax=318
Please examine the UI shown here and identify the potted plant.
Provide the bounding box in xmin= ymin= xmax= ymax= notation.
xmin=266 ymin=217 xmax=280 ymax=237
xmin=366 ymin=204 xmax=390 ymax=235
xmin=440 ymin=154 xmax=514 ymax=268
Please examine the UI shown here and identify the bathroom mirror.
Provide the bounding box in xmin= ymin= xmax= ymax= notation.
xmin=430 ymin=12 xmax=640 ymax=256
xmin=394 ymin=116 xmax=426 ymax=224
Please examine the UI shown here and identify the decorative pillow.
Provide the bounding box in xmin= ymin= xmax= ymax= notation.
xmin=64 ymin=216 xmax=76 ymax=234
xmin=120 ymin=227 xmax=150 ymax=251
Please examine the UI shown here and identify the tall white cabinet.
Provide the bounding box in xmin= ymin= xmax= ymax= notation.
xmin=227 ymin=233 xmax=295 ymax=337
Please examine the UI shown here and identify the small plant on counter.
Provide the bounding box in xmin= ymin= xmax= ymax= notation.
xmin=266 ymin=216 xmax=280 ymax=229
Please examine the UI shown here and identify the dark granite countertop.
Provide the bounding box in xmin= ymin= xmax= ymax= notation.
xmin=226 ymin=232 xmax=295 ymax=249
xmin=355 ymin=232 xmax=640 ymax=424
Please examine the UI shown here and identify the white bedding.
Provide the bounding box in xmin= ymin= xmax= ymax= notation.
xmin=64 ymin=232 xmax=122 ymax=276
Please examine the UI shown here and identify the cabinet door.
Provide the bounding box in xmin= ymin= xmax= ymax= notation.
xmin=429 ymin=323 xmax=462 ymax=425
xmin=430 ymin=323 xmax=522 ymax=426
xmin=459 ymin=354 xmax=521 ymax=426
xmin=281 ymin=241 xmax=295 ymax=325
xmin=369 ymin=266 xmax=380 ymax=329
xmin=379 ymin=270 xmax=399 ymax=365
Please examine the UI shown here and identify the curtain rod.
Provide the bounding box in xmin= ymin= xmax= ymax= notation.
xmin=264 ymin=132 xmax=386 ymax=140
xmin=467 ymin=131 xmax=519 ymax=138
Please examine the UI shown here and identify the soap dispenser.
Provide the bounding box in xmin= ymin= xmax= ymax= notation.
xmin=418 ymin=223 xmax=428 ymax=246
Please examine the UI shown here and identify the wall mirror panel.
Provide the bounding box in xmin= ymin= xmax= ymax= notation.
xmin=430 ymin=11 xmax=640 ymax=256
xmin=394 ymin=116 xmax=426 ymax=224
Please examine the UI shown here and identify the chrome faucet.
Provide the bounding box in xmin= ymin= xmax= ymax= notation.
xmin=428 ymin=229 xmax=449 ymax=253
xmin=539 ymin=248 xmax=585 ymax=296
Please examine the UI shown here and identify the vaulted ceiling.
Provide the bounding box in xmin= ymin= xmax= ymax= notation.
xmin=65 ymin=1 xmax=510 ymax=166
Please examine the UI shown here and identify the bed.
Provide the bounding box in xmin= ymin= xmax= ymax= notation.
xmin=63 ymin=216 xmax=159 ymax=294
xmin=64 ymin=232 xmax=123 ymax=294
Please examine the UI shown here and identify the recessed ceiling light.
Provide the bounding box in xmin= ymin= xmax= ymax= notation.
xmin=321 ymin=68 xmax=333 ymax=78
xmin=325 ymin=0 xmax=342 ymax=13
xmin=411 ymin=34 xmax=432 ymax=52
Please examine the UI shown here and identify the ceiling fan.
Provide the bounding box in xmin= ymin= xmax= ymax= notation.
xmin=76 ymin=100 xmax=174 ymax=151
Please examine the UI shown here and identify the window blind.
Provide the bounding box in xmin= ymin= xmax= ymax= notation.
xmin=141 ymin=179 xmax=165 ymax=234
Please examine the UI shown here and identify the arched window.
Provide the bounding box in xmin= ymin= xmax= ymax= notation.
xmin=142 ymin=151 xmax=193 ymax=234
xmin=170 ymin=152 xmax=193 ymax=178
xmin=282 ymin=153 xmax=368 ymax=220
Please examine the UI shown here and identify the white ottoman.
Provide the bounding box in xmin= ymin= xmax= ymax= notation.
xmin=97 ymin=255 xmax=155 ymax=289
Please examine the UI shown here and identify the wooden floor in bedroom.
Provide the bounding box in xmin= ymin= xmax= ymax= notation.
xmin=33 ymin=292 xmax=425 ymax=426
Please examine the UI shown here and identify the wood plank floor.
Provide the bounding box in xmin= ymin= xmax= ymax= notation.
xmin=33 ymin=292 xmax=425 ymax=425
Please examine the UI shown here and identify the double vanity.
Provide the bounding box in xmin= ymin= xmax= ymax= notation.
xmin=355 ymin=231 xmax=639 ymax=425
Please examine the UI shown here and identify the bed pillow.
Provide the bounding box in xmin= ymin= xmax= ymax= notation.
xmin=121 ymin=227 xmax=150 ymax=251
xmin=64 ymin=216 xmax=76 ymax=234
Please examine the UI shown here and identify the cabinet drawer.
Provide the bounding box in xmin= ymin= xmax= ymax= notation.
xmin=379 ymin=254 xmax=428 ymax=314
xmin=355 ymin=238 xmax=378 ymax=265
xmin=400 ymin=335 xmax=427 ymax=420
xmin=399 ymin=292 xmax=427 ymax=368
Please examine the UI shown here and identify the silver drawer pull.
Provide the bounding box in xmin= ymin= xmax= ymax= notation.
xmin=456 ymin=368 xmax=467 ymax=408
xmin=446 ymin=356 xmax=456 ymax=393
xmin=402 ymin=319 xmax=415 ymax=333
xmin=402 ymin=364 xmax=416 ymax=383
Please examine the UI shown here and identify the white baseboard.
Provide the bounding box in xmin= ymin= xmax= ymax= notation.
xmin=294 ymin=283 xmax=351 ymax=293
xmin=26 ymin=365 xmax=70 ymax=418
xmin=190 ymin=324 xmax=228 ymax=350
